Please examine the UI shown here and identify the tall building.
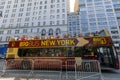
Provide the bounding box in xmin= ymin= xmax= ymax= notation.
xmin=112 ymin=0 xmax=120 ymax=52
xmin=77 ymin=0 xmax=120 ymax=52
xmin=67 ymin=12 xmax=80 ymax=37
xmin=0 ymin=0 xmax=70 ymax=46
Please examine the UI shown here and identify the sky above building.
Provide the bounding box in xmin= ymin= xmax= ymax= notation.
xmin=70 ymin=0 xmax=75 ymax=12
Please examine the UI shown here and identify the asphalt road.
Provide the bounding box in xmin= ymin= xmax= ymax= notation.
xmin=102 ymin=70 xmax=120 ymax=80
xmin=102 ymin=55 xmax=120 ymax=80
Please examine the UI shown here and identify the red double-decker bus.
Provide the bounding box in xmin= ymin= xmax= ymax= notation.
xmin=5 ymin=30 xmax=119 ymax=69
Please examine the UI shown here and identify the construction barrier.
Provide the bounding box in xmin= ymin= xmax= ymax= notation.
xmin=0 ymin=59 xmax=5 ymax=77
xmin=0 ymin=59 xmax=104 ymax=80
xmin=66 ymin=60 xmax=104 ymax=80
xmin=0 ymin=59 xmax=33 ymax=78
xmin=30 ymin=59 xmax=62 ymax=80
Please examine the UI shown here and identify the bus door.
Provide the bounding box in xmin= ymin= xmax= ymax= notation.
xmin=97 ymin=47 xmax=114 ymax=68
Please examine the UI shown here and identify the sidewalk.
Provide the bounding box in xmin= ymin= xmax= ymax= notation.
xmin=104 ymin=78 xmax=120 ymax=80
xmin=0 ymin=77 xmax=119 ymax=80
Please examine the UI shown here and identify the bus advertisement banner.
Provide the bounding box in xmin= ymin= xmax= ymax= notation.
xmin=8 ymin=37 xmax=112 ymax=48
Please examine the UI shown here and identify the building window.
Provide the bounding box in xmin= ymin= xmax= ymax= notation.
xmin=49 ymin=29 xmax=53 ymax=35
xmin=20 ymin=4 xmax=25 ymax=7
xmin=30 ymin=29 xmax=33 ymax=33
xmin=45 ymin=1 xmax=47 ymax=4
xmin=57 ymin=4 xmax=60 ymax=8
xmin=32 ymin=22 xmax=34 ymax=26
xmin=16 ymin=23 xmax=21 ymax=27
xmin=0 ymin=31 xmax=4 ymax=34
xmin=23 ymin=29 xmax=27 ymax=33
xmin=44 ymin=5 xmax=47 ymax=9
xmin=38 ymin=22 xmax=40 ymax=26
xmin=27 ymin=8 xmax=31 ymax=11
xmin=37 ymin=28 xmax=40 ymax=33
xmin=6 ymin=36 xmax=10 ymax=41
xmin=0 ymin=37 xmax=2 ymax=41
xmin=14 ymin=0 xmax=18 ymax=3
xmin=13 ymin=4 xmax=17 ymax=8
xmin=17 ymin=18 xmax=22 ymax=22
xmin=43 ymin=21 xmax=46 ymax=26
xmin=57 ymin=9 xmax=60 ymax=13
xmin=18 ymin=13 xmax=23 ymax=17
xmin=40 ymin=1 xmax=42 ymax=4
xmin=4 ymin=14 xmax=8 ymax=18
xmin=57 ymin=20 xmax=60 ymax=25
xmin=2 ymin=19 xmax=7 ymax=23
xmin=62 ymin=20 xmax=65 ymax=24
xmin=24 ymin=23 xmax=29 ymax=26
xmin=57 ymin=15 xmax=60 ymax=19
xmin=26 ymin=12 xmax=30 ymax=16
xmin=15 ymin=30 xmax=19 ymax=34
xmin=12 ymin=9 xmax=16 ymax=12
xmin=21 ymin=0 xmax=25 ymax=2
xmin=7 ymin=30 xmax=11 ymax=34
xmin=39 ymin=6 xmax=42 ymax=9
xmin=41 ymin=29 xmax=46 ymax=35
xmin=56 ymin=28 xmax=61 ymax=35
xmin=57 ymin=0 xmax=60 ymax=2
xmin=7 ymin=5 xmax=11 ymax=8
xmin=51 ymin=0 xmax=55 ymax=3
xmin=62 ymin=9 xmax=65 ymax=12
xmin=28 ymin=3 xmax=32 ymax=6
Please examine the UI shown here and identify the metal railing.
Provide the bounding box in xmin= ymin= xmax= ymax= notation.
xmin=0 ymin=59 xmax=104 ymax=80
xmin=66 ymin=60 xmax=104 ymax=80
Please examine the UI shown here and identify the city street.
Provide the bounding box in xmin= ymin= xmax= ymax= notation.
xmin=102 ymin=69 xmax=120 ymax=80
xmin=102 ymin=55 xmax=120 ymax=80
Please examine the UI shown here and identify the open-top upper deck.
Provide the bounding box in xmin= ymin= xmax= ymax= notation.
xmin=8 ymin=29 xmax=113 ymax=48
xmin=8 ymin=36 xmax=113 ymax=48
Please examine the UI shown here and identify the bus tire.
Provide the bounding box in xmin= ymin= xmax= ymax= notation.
xmin=21 ymin=60 xmax=30 ymax=70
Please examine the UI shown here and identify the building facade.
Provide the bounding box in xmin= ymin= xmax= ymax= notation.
xmin=0 ymin=0 xmax=70 ymax=46
xmin=78 ymin=0 xmax=120 ymax=52
xmin=68 ymin=0 xmax=120 ymax=52
xmin=112 ymin=0 xmax=120 ymax=52
xmin=67 ymin=12 xmax=80 ymax=37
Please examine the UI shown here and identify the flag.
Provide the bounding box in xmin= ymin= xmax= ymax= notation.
xmin=0 ymin=11 xmax=2 ymax=17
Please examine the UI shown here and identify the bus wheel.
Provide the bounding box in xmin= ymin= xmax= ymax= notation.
xmin=21 ymin=61 xmax=30 ymax=70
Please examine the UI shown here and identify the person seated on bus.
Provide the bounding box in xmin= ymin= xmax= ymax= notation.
xmin=51 ymin=35 xmax=54 ymax=39
xmin=41 ymin=34 xmax=47 ymax=39
xmin=64 ymin=33 xmax=69 ymax=38
xmin=56 ymin=33 xmax=61 ymax=39
xmin=72 ymin=32 xmax=76 ymax=38
xmin=14 ymin=36 xmax=19 ymax=41
xmin=88 ymin=33 xmax=94 ymax=37
xmin=79 ymin=33 xmax=83 ymax=37
xmin=94 ymin=31 xmax=99 ymax=36
xmin=28 ymin=36 xmax=34 ymax=40
xmin=50 ymin=35 xmax=54 ymax=39
xmin=48 ymin=34 xmax=54 ymax=39
xmin=21 ymin=35 xmax=28 ymax=41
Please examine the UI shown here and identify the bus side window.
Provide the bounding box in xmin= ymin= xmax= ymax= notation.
xmin=67 ymin=49 xmax=73 ymax=57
